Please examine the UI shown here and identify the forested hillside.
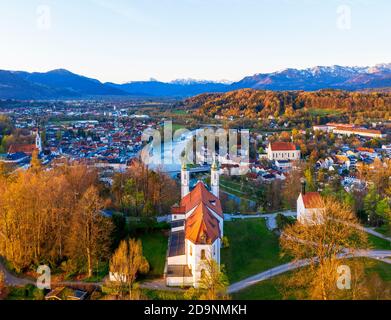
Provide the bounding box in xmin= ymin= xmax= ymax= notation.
xmin=180 ymin=89 xmax=391 ymax=120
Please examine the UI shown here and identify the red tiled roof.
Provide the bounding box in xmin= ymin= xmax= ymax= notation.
xmin=180 ymin=182 xmax=223 ymax=218
xmin=270 ymin=142 xmax=297 ymax=151
xmin=326 ymin=123 xmax=355 ymax=128
xmin=176 ymin=182 xmax=223 ymax=245
xmin=171 ymin=206 xmax=186 ymax=215
xmin=185 ymin=203 xmax=220 ymax=244
xmin=357 ymin=147 xmax=375 ymax=153
xmin=334 ymin=127 xmax=382 ymax=135
xmin=8 ymin=144 xmax=37 ymax=155
xmin=247 ymin=172 xmax=258 ymax=179
xmin=302 ymin=192 xmax=323 ymax=209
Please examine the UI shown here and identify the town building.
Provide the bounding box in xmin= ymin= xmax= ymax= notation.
xmin=7 ymin=143 xmax=37 ymax=156
xmin=297 ymin=181 xmax=324 ymax=224
xmin=313 ymin=123 xmax=386 ymax=138
xmin=332 ymin=127 xmax=386 ymax=139
xmin=266 ymin=142 xmax=301 ymax=161
xmin=166 ymin=162 xmax=223 ymax=287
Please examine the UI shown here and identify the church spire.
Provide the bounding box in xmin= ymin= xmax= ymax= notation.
xmin=181 ymin=162 xmax=190 ymax=198
xmin=211 ymin=158 xmax=219 ymax=198
xmin=35 ymin=129 xmax=42 ymax=153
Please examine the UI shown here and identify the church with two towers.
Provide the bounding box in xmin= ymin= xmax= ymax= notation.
xmin=166 ymin=162 xmax=223 ymax=287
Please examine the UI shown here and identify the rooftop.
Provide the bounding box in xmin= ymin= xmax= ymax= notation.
xmin=301 ymin=192 xmax=323 ymax=209
xmin=270 ymin=142 xmax=298 ymax=151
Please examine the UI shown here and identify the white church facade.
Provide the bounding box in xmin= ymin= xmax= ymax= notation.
xmin=297 ymin=181 xmax=324 ymax=225
xmin=166 ymin=162 xmax=223 ymax=287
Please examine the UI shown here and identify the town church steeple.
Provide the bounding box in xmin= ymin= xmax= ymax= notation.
xmin=181 ymin=162 xmax=190 ymax=198
xmin=211 ymin=159 xmax=219 ymax=198
xmin=35 ymin=130 xmax=42 ymax=153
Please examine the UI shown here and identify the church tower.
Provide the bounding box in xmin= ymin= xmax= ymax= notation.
xmin=211 ymin=160 xmax=219 ymax=198
xmin=35 ymin=130 xmax=42 ymax=153
xmin=181 ymin=163 xmax=190 ymax=198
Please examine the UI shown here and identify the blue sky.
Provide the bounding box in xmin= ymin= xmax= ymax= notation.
xmin=0 ymin=0 xmax=390 ymax=82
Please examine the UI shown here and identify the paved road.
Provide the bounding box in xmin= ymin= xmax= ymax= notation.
xmin=140 ymin=278 xmax=184 ymax=292
xmin=362 ymin=227 xmax=391 ymax=242
xmin=0 ymin=260 xmax=34 ymax=286
xmin=0 ymin=259 xmax=101 ymax=288
xmin=227 ymin=250 xmax=391 ymax=294
xmin=224 ymin=211 xmax=296 ymax=230
xmin=2 ymin=250 xmax=390 ymax=294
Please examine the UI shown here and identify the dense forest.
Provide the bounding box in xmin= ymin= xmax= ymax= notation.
xmin=179 ymin=89 xmax=391 ymax=120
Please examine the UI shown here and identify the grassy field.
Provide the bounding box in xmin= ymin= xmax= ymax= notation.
xmin=231 ymin=272 xmax=289 ymax=300
xmin=221 ymin=218 xmax=289 ymax=283
xmin=368 ymin=234 xmax=391 ymax=250
xmin=139 ymin=231 xmax=168 ymax=278
xmin=142 ymin=289 xmax=185 ymax=300
xmin=232 ymin=258 xmax=391 ymax=300
xmin=171 ymin=110 xmax=187 ymax=115
xmin=375 ymin=225 xmax=391 ymax=237
xmin=308 ymin=108 xmax=343 ymax=116
xmin=220 ymin=177 xmax=259 ymax=203
xmin=172 ymin=123 xmax=186 ymax=132
xmin=6 ymin=285 xmax=44 ymax=301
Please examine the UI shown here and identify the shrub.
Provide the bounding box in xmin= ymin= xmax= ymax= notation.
xmin=222 ymin=236 xmax=230 ymax=248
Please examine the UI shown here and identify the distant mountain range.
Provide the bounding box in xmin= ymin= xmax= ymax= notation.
xmin=0 ymin=63 xmax=390 ymax=100
xmin=231 ymin=64 xmax=391 ymax=91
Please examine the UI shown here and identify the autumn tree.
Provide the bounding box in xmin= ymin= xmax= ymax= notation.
xmin=304 ymin=167 xmax=316 ymax=192
xmin=109 ymin=239 xmax=149 ymax=299
xmin=30 ymin=150 xmax=42 ymax=173
xmin=0 ymin=164 xmax=111 ymax=276
xmin=282 ymin=161 xmax=305 ymax=209
xmin=280 ymin=196 xmax=369 ymax=300
xmin=197 ymin=259 xmax=229 ymax=300
xmin=67 ymin=186 xmax=113 ymax=277
xmin=0 ymin=162 xmax=7 ymax=177
xmin=0 ymin=271 xmax=5 ymax=292
xmin=357 ymin=158 xmax=391 ymax=197
xmin=361 ymin=272 xmax=391 ymax=300
xmin=112 ymin=159 xmax=179 ymax=216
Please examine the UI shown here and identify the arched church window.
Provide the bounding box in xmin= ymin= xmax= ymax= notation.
xmin=201 ymin=249 xmax=206 ymax=260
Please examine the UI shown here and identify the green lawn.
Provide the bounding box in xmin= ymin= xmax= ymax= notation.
xmin=232 ymin=259 xmax=391 ymax=300
xmin=172 ymin=123 xmax=186 ymax=132
xmin=231 ymin=273 xmax=287 ymax=300
xmin=142 ymin=289 xmax=185 ymax=300
xmin=221 ymin=219 xmax=289 ymax=283
xmin=368 ymin=234 xmax=391 ymax=250
xmin=308 ymin=108 xmax=343 ymax=116
xmin=220 ymin=177 xmax=259 ymax=203
xmin=171 ymin=110 xmax=187 ymax=115
xmin=139 ymin=231 xmax=168 ymax=278
xmin=6 ymin=285 xmax=44 ymax=301
xmin=375 ymin=225 xmax=391 ymax=237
